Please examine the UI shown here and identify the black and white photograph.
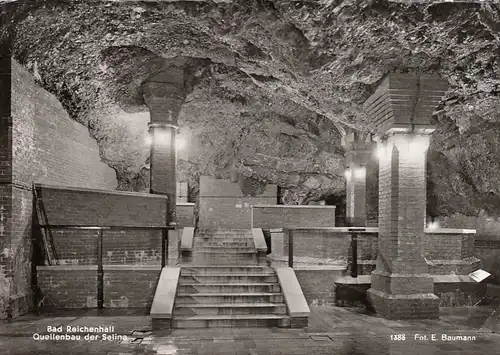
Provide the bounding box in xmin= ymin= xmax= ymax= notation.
xmin=1 ymin=0 xmax=500 ymax=354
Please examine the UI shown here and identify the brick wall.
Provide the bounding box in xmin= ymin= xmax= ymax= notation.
xmin=35 ymin=184 xmax=169 ymax=265
xmin=37 ymin=266 xmax=160 ymax=309
xmin=1 ymin=58 xmax=117 ymax=319
xmin=37 ymin=266 xmax=98 ymax=308
xmin=198 ymin=176 xmax=277 ymax=229
xmin=103 ymin=266 xmax=160 ymax=308
xmin=252 ymin=206 xmax=336 ymax=229
xmin=294 ymin=269 xmax=343 ymax=306
xmin=36 ymin=184 xmax=167 ymax=227
xmin=11 ymin=60 xmax=117 ymax=190
xmin=365 ymin=156 xmax=379 ymax=226
xmin=282 ymin=230 xmax=378 ymax=262
xmin=177 ymin=202 xmax=195 ymax=227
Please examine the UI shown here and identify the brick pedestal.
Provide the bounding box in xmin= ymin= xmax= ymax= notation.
xmin=142 ymin=66 xmax=186 ymax=225
xmin=364 ymin=72 xmax=448 ymax=319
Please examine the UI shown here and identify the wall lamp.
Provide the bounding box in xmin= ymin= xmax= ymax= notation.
xmin=145 ymin=130 xmax=186 ymax=150
xmin=345 ymin=167 xmax=366 ymax=180
xmin=375 ymin=134 xmax=430 ymax=161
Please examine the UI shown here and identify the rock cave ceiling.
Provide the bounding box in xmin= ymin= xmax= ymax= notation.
xmin=1 ymin=0 xmax=500 ymax=214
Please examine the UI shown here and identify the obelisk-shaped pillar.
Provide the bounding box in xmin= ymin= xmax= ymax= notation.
xmin=363 ymin=72 xmax=448 ymax=319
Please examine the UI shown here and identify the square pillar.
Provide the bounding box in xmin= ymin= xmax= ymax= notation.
xmin=142 ymin=67 xmax=186 ymax=226
xmin=343 ymin=131 xmax=377 ymax=226
xmin=363 ymin=72 xmax=448 ymax=319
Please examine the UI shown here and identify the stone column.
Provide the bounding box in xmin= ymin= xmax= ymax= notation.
xmin=363 ymin=72 xmax=448 ymax=319
xmin=342 ymin=131 xmax=374 ymax=226
xmin=142 ymin=66 xmax=186 ymax=225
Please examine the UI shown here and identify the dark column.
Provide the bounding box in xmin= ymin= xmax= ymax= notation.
xmin=142 ymin=66 xmax=186 ymax=226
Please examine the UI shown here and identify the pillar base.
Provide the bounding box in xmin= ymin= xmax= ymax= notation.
xmin=367 ymin=288 xmax=439 ymax=320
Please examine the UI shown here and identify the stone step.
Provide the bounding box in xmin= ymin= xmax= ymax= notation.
xmin=190 ymin=252 xmax=259 ymax=264
xmin=181 ymin=266 xmax=273 ymax=274
xmin=174 ymin=303 xmax=287 ymax=316
xmin=197 ymin=235 xmax=252 ymax=240
xmin=171 ymin=314 xmax=290 ymax=328
xmin=193 ymin=242 xmax=254 ymax=249
xmin=188 ymin=258 xmax=264 ymax=266
xmin=178 ymin=283 xmax=281 ymax=293
xmin=192 ymin=247 xmax=257 ymax=253
xmin=179 ymin=274 xmax=278 ymax=283
xmin=175 ymin=293 xmax=284 ymax=304
xmin=198 ymin=229 xmax=251 ymax=234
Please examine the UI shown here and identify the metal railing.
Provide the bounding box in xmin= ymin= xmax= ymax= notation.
xmin=284 ymin=227 xmax=368 ymax=277
xmin=38 ymin=224 xmax=173 ymax=309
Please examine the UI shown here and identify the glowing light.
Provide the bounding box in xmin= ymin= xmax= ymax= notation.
xmin=145 ymin=130 xmax=187 ymax=151
xmin=155 ymin=131 xmax=172 ymax=145
xmin=175 ymin=136 xmax=186 ymax=150
xmin=344 ymin=169 xmax=351 ymax=179
xmin=427 ymin=221 xmax=439 ymax=230
xmin=354 ymin=167 xmax=366 ymax=179
xmin=376 ymin=144 xmax=388 ymax=160
xmin=144 ymin=134 xmax=153 ymax=146
xmin=408 ymin=136 xmax=430 ymax=154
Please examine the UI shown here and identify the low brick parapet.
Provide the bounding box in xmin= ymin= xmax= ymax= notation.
xmin=423 ymin=228 xmax=480 ymax=275
xmin=37 ymin=265 xmax=161 ymax=309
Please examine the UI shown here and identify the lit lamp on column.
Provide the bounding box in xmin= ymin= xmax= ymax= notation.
xmin=147 ymin=122 xmax=179 ymax=227
xmin=363 ymin=72 xmax=448 ymax=320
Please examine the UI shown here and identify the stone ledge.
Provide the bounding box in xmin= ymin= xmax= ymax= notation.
xmin=335 ymin=275 xmax=371 ymax=285
xmin=150 ymin=267 xmax=180 ymax=320
xmin=37 ymin=265 xmax=162 ymax=271
xmin=252 ymin=228 xmax=267 ymax=252
xmin=285 ymin=227 xmax=379 ymax=233
xmin=252 ymin=204 xmax=336 ymax=209
xmin=274 ymin=267 xmax=310 ymax=318
xmin=424 ymin=228 xmax=476 ymax=234
xmin=426 ymin=258 xmax=480 ymax=265
xmin=34 ymin=182 xmax=168 ymax=200
xmin=179 ymin=227 xmax=194 ymax=251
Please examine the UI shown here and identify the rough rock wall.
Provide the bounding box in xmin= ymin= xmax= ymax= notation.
xmin=1 ymin=0 xmax=499 ymax=213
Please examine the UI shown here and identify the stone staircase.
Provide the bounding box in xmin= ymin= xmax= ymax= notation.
xmin=172 ymin=229 xmax=290 ymax=328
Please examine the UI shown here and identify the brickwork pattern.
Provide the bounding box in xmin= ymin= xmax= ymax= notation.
xmin=365 ymin=156 xmax=379 ymax=225
xmin=199 ymin=176 xmax=277 ymax=229
xmin=376 ymin=136 xmax=429 ymax=275
xmin=11 ymin=60 xmax=117 ymax=190
xmin=294 ymin=270 xmax=342 ymax=306
xmin=177 ymin=204 xmax=195 ymax=227
xmin=1 ymin=58 xmax=117 ymax=318
xmin=37 ymin=268 xmax=98 ymax=308
xmin=37 ymin=185 xmax=168 ymax=227
xmin=103 ymin=269 xmax=160 ymax=308
xmin=253 ymin=206 xmax=336 ymax=229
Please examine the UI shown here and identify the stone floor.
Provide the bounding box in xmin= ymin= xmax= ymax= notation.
xmin=1 ymin=306 xmax=499 ymax=354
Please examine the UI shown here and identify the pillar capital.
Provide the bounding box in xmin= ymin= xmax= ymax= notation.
xmin=364 ymin=71 xmax=446 ymax=320
xmin=141 ymin=66 xmax=186 ymax=125
xmin=363 ymin=72 xmax=447 ymax=137
xmin=143 ymin=65 xmax=187 ymax=225
xmin=342 ymin=130 xmax=373 ymax=151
